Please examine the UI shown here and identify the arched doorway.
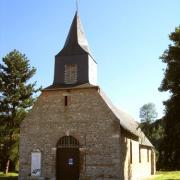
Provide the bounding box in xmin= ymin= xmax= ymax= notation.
xmin=56 ymin=136 xmax=80 ymax=180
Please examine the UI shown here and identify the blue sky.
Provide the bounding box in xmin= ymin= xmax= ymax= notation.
xmin=0 ymin=0 xmax=179 ymax=121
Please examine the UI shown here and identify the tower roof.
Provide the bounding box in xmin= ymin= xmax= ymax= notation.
xmin=57 ymin=11 xmax=91 ymax=56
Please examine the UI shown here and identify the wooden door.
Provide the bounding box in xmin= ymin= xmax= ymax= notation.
xmin=56 ymin=147 xmax=80 ymax=180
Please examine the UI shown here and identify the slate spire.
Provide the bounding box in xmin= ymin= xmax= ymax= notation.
xmin=52 ymin=11 xmax=97 ymax=87
xmin=57 ymin=11 xmax=91 ymax=56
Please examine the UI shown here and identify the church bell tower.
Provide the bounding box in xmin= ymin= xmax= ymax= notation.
xmin=53 ymin=12 xmax=97 ymax=87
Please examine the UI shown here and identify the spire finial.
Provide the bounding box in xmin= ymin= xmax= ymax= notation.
xmin=76 ymin=0 xmax=79 ymax=12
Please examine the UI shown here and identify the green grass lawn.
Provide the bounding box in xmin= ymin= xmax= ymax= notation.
xmin=145 ymin=171 xmax=180 ymax=180
xmin=0 ymin=172 xmax=18 ymax=180
xmin=0 ymin=171 xmax=180 ymax=180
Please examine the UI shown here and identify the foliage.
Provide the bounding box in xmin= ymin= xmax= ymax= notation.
xmin=158 ymin=26 xmax=180 ymax=170
xmin=139 ymin=103 xmax=165 ymax=169
xmin=139 ymin=103 xmax=158 ymax=138
xmin=0 ymin=172 xmax=18 ymax=176
xmin=0 ymin=50 xmax=40 ymax=173
xmin=150 ymin=119 xmax=165 ymax=170
xmin=0 ymin=172 xmax=18 ymax=180
xmin=139 ymin=118 xmax=165 ymax=169
xmin=139 ymin=103 xmax=158 ymax=123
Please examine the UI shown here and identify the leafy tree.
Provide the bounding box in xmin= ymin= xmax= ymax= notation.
xmin=139 ymin=103 xmax=158 ymax=124
xmin=139 ymin=103 xmax=165 ymax=169
xmin=139 ymin=103 xmax=158 ymax=138
xmin=159 ymin=26 xmax=180 ymax=170
xmin=0 ymin=50 xmax=40 ymax=173
xmin=150 ymin=119 xmax=165 ymax=170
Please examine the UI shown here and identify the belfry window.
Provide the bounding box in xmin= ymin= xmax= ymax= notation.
xmin=64 ymin=64 xmax=78 ymax=84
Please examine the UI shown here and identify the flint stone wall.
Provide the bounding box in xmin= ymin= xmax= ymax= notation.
xmin=19 ymin=87 xmax=121 ymax=180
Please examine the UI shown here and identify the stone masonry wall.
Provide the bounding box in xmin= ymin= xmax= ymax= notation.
xmin=19 ymin=87 xmax=121 ymax=180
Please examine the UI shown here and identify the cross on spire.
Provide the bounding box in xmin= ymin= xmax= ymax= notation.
xmin=76 ymin=0 xmax=79 ymax=11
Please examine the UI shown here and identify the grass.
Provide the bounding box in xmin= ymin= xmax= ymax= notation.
xmin=145 ymin=171 xmax=180 ymax=180
xmin=0 ymin=172 xmax=18 ymax=180
xmin=0 ymin=171 xmax=180 ymax=180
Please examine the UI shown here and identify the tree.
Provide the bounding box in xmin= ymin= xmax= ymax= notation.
xmin=139 ymin=103 xmax=158 ymax=123
xmin=139 ymin=103 xmax=158 ymax=139
xmin=159 ymin=26 xmax=180 ymax=170
xmin=0 ymin=50 xmax=40 ymax=173
xmin=139 ymin=103 xmax=166 ymax=169
xmin=150 ymin=119 xmax=165 ymax=170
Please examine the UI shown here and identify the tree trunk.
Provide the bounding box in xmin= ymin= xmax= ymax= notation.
xmin=4 ymin=159 xmax=10 ymax=174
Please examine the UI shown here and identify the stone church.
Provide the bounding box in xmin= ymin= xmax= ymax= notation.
xmin=19 ymin=12 xmax=155 ymax=180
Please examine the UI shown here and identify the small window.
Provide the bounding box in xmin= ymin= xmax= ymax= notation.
xmin=147 ymin=149 xmax=149 ymax=162
xmin=64 ymin=64 xmax=78 ymax=84
xmin=65 ymin=96 xmax=68 ymax=106
xmin=139 ymin=146 xmax=141 ymax=163
xmin=130 ymin=141 xmax=132 ymax=164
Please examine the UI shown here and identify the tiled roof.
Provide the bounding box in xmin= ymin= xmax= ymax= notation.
xmin=99 ymin=89 xmax=153 ymax=147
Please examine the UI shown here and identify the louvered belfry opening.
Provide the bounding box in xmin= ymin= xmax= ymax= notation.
xmin=57 ymin=136 xmax=79 ymax=148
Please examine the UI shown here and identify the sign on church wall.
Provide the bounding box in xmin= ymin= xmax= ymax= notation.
xmin=31 ymin=151 xmax=41 ymax=176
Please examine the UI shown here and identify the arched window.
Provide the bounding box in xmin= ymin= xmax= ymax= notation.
xmin=57 ymin=136 xmax=79 ymax=148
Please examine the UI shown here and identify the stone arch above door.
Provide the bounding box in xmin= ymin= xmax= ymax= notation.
xmin=57 ymin=135 xmax=80 ymax=148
